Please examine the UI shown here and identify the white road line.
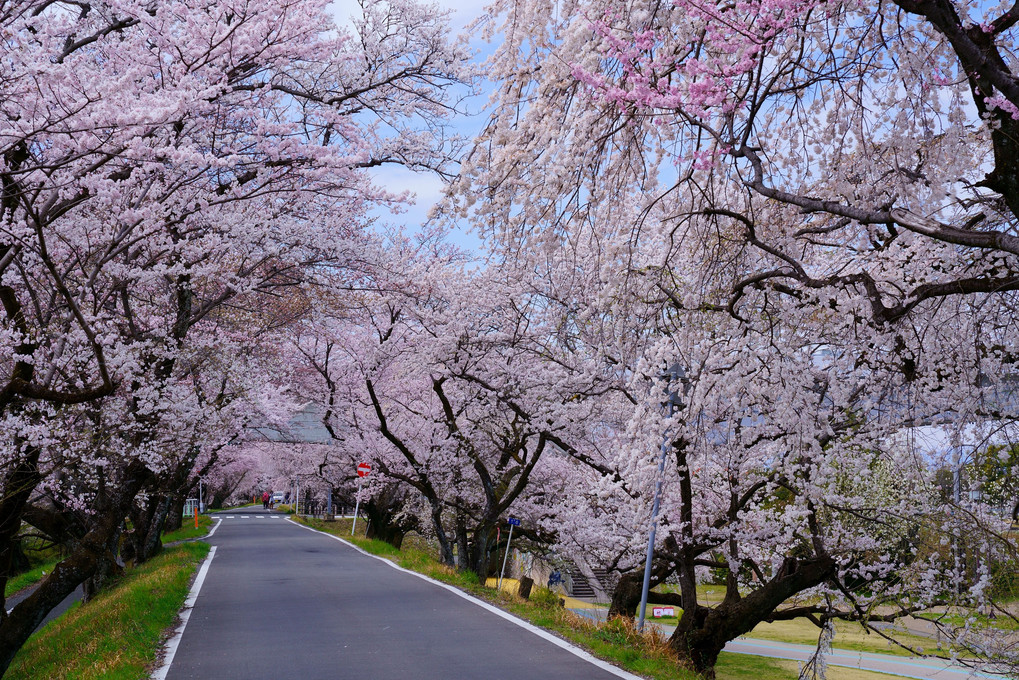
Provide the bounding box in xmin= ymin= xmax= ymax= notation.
xmin=240 ymin=515 xmax=249 ymax=519
xmin=150 ymin=545 xmax=217 ymax=680
xmin=291 ymin=520 xmax=643 ymax=680
xmin=224 ymin=515 xmax=235 ymax=519
xmin=206 ymin=518 xmax=222 ymax=538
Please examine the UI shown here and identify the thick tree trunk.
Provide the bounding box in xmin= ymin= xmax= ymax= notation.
xmin=454 ymin=514 xmax=469 ymax=571
xmin=122 ymin=492 xmax=168 ymax=565
xmin=0 ymin=448 xmax=42 ymax=606
xmin=6 ymin=540 xmax=30 ymax=577
xmin=0 ymin=460 xmax=151 ymax=678
xmin=138 ymin=495 xmax=170 ymax=563
xmin=609 ymin=572 xmax=642 ymax=618
xmin=608 ymin=570 xmax=684 ymax=619
xmin=667 ymin=555 xmax=836 ymax=677
xmin=364 ymin=501 xmax=408 ymax=549
xmin=363 ymin=488 xmax=419 ymax=549
xmin=82 ymin=522 xmax=123 ymax=602
xmin=428 ymin=501 xmax=455 ymax=567
xmin=164 ymin=495 xmax=185 ymax=532
xmin=22 ymin=500 xmax=86 ymax=548
xmin=467 ymin=523 xmax=495 ymax=579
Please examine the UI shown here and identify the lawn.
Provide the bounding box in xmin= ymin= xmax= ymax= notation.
xmin=5 ymin=542 xmax=210 ymax=680
xmin=6 ymin=514 xmax=214 ymax=600
xmin=161 ymin=514 xmax=214 ymax=544
xmin=5 ymin=560 xmax=60 ymax=598
xmin=648 ymin=584 xmax=953 ymax=658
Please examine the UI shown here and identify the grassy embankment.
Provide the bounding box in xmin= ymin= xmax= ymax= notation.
xmin=296 ymin=516 xmax=903 ymax=680
xmin=6 ymin=514 xmax=214 ymax=600
xmin=4 ymin=534 xmax=63 ymax=598
xmin=5 ymin=542 xmax=210 ymax=680
xmin=162 ymin=514 xmax=214 ymax=544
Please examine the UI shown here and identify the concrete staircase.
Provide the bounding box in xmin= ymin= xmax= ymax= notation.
xmin=568 ymin=565 xmax=596 ymax=598
xmin=568 ymin=564 xmax=614 ymax=600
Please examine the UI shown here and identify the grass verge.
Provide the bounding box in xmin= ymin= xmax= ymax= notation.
xmin=296 ymin=518 xmax=905 ymax=680
xmin=5 ymin=542 xmax=210 ymax=680
xmin=162 ymin=514 xmax=213 ymax=544
xmin=6 ymin=515 xmax=213 ymax=600
xmin=5 ymin=560 xmax=60 ymax=598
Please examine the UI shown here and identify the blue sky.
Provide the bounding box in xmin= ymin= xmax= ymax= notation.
xmin=330 ymin=0 xmax=494 ymax=252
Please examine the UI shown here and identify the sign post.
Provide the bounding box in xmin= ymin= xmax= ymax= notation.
xmin=498 ymin=518 xmax=521 ymax=591
xmin=638 ymin=363 xmax=685 ymax=632
xmin=351 ymin=463 xmax=371 ymax=536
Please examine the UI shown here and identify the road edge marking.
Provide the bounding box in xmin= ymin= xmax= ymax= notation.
xmin=150 ymin=545 xmax=217 ymax=680
xmin=290 ymin=520 xmax=642 ymax=680
xmin=205 ymin=517 xmax=222 ymax=538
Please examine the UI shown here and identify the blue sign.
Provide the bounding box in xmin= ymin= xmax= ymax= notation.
xmin=508 ymin=517 xmax=521 ymax=526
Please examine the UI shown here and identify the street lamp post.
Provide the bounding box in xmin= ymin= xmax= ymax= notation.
xmin=638 ymin=363 xmax=685 ymax=633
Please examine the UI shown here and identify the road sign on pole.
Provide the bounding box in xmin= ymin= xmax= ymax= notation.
xmin=352 ymin=463 xmax=371 ymax=535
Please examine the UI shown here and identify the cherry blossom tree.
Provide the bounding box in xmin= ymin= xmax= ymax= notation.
xmin=444 ymin=2 xmax=1019 ymax=674
xmin=0 ymin=0 xmax=471 ymax=672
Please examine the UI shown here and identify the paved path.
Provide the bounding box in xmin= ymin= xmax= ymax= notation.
xmin=5 ymin=584 xmax=82 ymax=632
xmin=569 ymin=608 xmax=1005 ymax=679
xmin=159 ymin=509 xmax=636 ymax=680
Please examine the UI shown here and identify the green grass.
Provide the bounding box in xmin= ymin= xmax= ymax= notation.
xmin=917 ymin=610 xmax=1019 ymax=632
xmin=5 ymin=559 xmax=60 ymax=598
xmin=161 ymin=514 xmax=213 ymax=544
xmin=715 ymin=653 xmax=901 ymax=680
xmin=649 ymin=585 xmax=965 ymax=658
xmin=744 ymin=619 xmax=936 ymax=657
xmin=5 ymin=542 xmax=210 ymax=680
xmin=6 ymin=515 xmax=213 ymax=599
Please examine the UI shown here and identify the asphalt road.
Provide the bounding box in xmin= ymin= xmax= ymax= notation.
xmin=161 ymin=508 xmax=633 ymax=680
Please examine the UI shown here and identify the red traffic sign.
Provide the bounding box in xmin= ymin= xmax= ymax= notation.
xmin=357 ymin=462 xmax=371 ymax=477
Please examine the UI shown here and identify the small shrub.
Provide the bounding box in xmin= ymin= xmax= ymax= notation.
xmin=530 ymin=586 xmax=563 ymax=609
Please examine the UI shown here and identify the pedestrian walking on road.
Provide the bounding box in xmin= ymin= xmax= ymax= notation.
xmin=262 ymin=491 xmax=270 ymax=509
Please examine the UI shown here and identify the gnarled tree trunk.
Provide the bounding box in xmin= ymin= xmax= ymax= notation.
xmin=668 ymin=556 xmax=836 ymax=677
xmin=0 ymin=460 xmax=151 ymax=677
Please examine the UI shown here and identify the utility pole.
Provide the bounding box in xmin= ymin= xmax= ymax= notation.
xmin=638 ymin=363 xmax=685 ymax=632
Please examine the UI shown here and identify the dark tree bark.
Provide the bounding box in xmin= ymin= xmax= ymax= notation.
xmin=81 ymin=521 xmax=123 ymax=602
xmin=667 ymin=556 xmax=836 ymax=677
xmin=0 ymin=449 xmax=43 ymax=601
xmin=363 ymin=486 xmax=419 ymax=549
xmin=164 ymin=495 xmax=185 ymax=532
xmin=0 ymin=460 xmax=151 ymax=677
xmin=122 ymin=492 xmax=167 ymax=565
xmin=466 ymin=520 xmax=496 ymax=579
xmin=608 ymin=568 xmax=682 ymax=619
xmin=21 ymin=500 xmax=86 ymax=549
